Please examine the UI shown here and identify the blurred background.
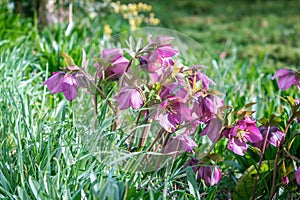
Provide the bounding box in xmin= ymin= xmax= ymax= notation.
xmin=5 ymin=0 xmax=300 ymax=67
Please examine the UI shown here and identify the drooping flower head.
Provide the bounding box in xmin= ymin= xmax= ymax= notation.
xmin=185 ymin=158 xmax=222 ymax=186
xmin=223 ymin=117 xmax=263 ymax=156
xmin=272 ymin=68 xmax=300 ymax=90
xmin=44 ymin=71 xmax=81 ymax=101
xmin=252 ymin=126 xmax=285 ymax=150
xmin=192 ymin=91 xmax=224 ymax=123
xmin=140 ymin=37 xmax=178 ymax=82
xmin=95 ymin=48 xmax=129 ymax=80
xmin=163 ymin=134 xmax=197 ymax=155
xmin=281 ymin=176 xmax=289 ymax=185
xmin=114 ymin=86 xmax=143 ymax=110
xmin=156 ymin=98 xmax=191 ymax=132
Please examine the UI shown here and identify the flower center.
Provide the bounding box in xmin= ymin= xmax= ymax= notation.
xmin=236 ymin=129 xmax=246 ymax=141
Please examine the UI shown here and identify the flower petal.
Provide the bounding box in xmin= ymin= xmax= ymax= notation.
xmin=277 ymin=74 xmax=296 ymax=90
xmin=228 ymin=137 xmax=247 ymax=156
xmin=295 ymin=167 xmax=300 ymax=185
xmin=130 ymin=90 xmax=143 ymax=109
xmin=44 ymin=72 xmax=65 ymax=93
xmin=62 ymin=74 xmax=78 ymax=101
xmin=272 ymin=68 xmax=292 ymax=80
xmin=245 ymin=125 xmax=263 ymax=143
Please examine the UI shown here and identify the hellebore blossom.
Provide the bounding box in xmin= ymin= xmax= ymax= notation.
xmin=223 ymin=117 xmax=263 ymax=156
xmin=192 ymin=92 xmax=224 ymax=123
xmin=163 ymin=134 xmax=197 ymax=155
xmin=185 ymin=158 xmax=222 ymax=186
xmin=114 ymin=86 xmax=143 ymax=110
xmin=272 ymin=68 xmax=300 ymax=90
xmin=201 ymin=117 xmax=223 ymax=142
xmin=141 ymin=44 xmax=178 ymax=82
xmin=197 ymin=164 xmax=222 ymax=186
xmin=44 ymin=71 xmax=80 ymax=101
xmin=295 ymin=167 xmax=300 ymax=185
xmin=281 ymin=176 xmax=289 ymax=185
xmin=95 ymin=48 xmax=129 ymax=80
xmin=252 ymin=126 xmax=285 ymax=149
xmin=156 ymin=98 xmax=191 ymax=132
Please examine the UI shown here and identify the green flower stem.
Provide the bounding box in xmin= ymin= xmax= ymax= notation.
xmin=283 ymin=147 xmax=300 ymax=162
xmin=270 ymin=113 xmax=296 ymax=199
xmin=252 ymin=125 xmax=271 ymax=200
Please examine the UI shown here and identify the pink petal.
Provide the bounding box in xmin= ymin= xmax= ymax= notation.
xmin=62 ymin=75 xmax=78 ymax=101
xmin=111 ymin=57 xmax=129 ymax=74
xmin=130 ymin=90 xmax=143 ymax=109
xmin=44 ymin=72 xmax=65 ymax=93
xmin=245 ymin=125 xmax=263 ymax=143
xmin=211 ymin=165 xmax=222 ymax=186
xmin=114 ymin=88 xmax=132 ymax=110
xmin=157 ymin=112 xmax=176 ymax=132
xmin=102 ymin=48 xmax=123 ymax=62
xmin=201 ymin=118 xmax=223 ymax=142
xmin=277 ymin=74 xmax=296 ymax=90
xmin=228 ymin=137 xmax=247 ymax=156
xmin=271 ymin=68 xmax=292 ymax=80
xmin=295 ymin=167 xmax=300 ymax=185
xmin=156 ymin=44 xmax=178 ymax=57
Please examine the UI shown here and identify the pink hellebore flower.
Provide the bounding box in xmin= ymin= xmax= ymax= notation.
xmin=114 ymin=86 xmax=143 ymax=110
xmin=201 ymin=118 xmax=223 ymax=142
xmin=185 ymin=159 xmax=222 ymax=186
xmin=193 ymin=92 xmax=224 ymax=123
xmin=253 ymin=126 xmax=285 ymax=149
xmin=96 ymin=48 xmax=129 ymax=79
xmin=295 ymin=167 xmax=300 ymax=185
xmin=197 ymin=164 xmax=222 ymax=186
xmin=44 ymin=71 xmax=80 ymax=101
xmin=163 ymin=134 xmax=197 ymax=155
xmin=141 ymin=44 xmax=178 ymax=82
xmin=272 ymin=68 xmax=300 ymax=90
xmin=223 ymin=117 xmax=263 ymax=156
xmin=156 ymin=99 xmax=191 ymax=132
xmin=281 ymin=176 xmax=289 ymax=185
